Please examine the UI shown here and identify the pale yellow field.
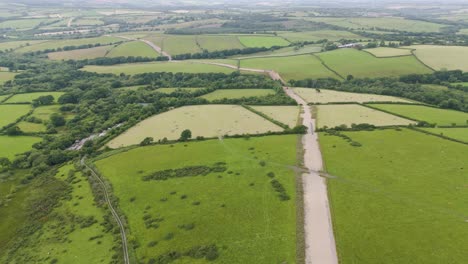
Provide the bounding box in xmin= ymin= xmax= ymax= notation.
xmin=364 ymin=47 xmax=412 ymax=57
xmin=107 ymin=105 xmax=283 ymax=148
xmin=316 ymin=104 xmax=415 ymax=128
xmin=47 ymin=45 xmax=113 ymax=60
xmin=250 ymin=106 xmax=300 ymax=128
xmin=293 ymin=88 xmax=411 ymax=104
xmin=408 ymin=45 xmax=468 ymax=71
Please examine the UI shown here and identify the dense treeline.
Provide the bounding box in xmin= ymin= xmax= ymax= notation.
xmin=400 ymin=70 xmax=468 ymax=92
xmin=70 ymin=55 xmax=169 ymax=66
xmin=23 ymin=42 xmax=124 ymax=56
xmin=290 ymin=71 xmax=468 ymax=112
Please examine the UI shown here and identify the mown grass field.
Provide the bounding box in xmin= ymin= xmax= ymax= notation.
xmin=279 ymin=30 xmax=362 ymax=42
xmin=421 ymin=127 xmax=468 ymax=142
xmin=82 ymin=61 xmax=235 ymax=75
xmin=5 ymin=92 xmax=64 ymax=103
xmin=0 ymin=71 xmax=16 ymax=84
xmin=293 ymin=88 xmax=411 ymax=104
xmin=364 ymin=47 xmax=412 ymax=57
xmin=47 ymin=45 xmax=113 ymax=60
xmin=96 ymin=135 xmax=298 ymax=263
xmin=408 ymin=45 xmax=468 ymax=71
xmin=156 ymin=87 xmax=203 ymax=94
xmin=196 ymin=35 xmax=244 ymax=51
xmin=234 ymin=45 xmax=322 ymax=59
xmin=320 ymin=129 xmax=468 ymax=264
xmin=317 ymin=49 xmax=432 ymax=78
xmin=107 ymin=105 xmax=283 ymax=148
xmin=240 ymin=55 xmax=339 ymax=80
xmin=15 ymin=36 xmax=123 ymax=53
xmin=0 ymin=40 xmax=47 ymax=51
xmin=149 ymin=35 xmax=202 ymax=55
xmin=304 ymin=17 xmax=445 ymax=33
xmin=1 ymin=164 xmax=115 ymax=263
xmin=200 ymin=89 xmax=275 ymax=100
xmin=238 ymin=36 xmax=290 ymax=48
xmin=250 ymin=106 xmax=300 ymax=128
xmin=107 ymin=41 xmax=158 ymax=58
xmin=371 ymin=104 xmax=468 ymax=126
xmin=0 ymin=104 xmax=31 ymax=128
xmin=316 ymin=104 xmax=415 ymax=128
xmin=0 ymin=136 xmax=42 ymax=159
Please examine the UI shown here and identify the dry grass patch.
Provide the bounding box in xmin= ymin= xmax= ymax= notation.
xmin=293 ymin=88 xmax=411 ymax=104
xmin=408 ymin=45 xmax=468 ymax=71
xmin=364 ymin=47 xmax=412 ymax=57
xmin=48 ymin=45 xmax=113 ymax=60
xmin=250 ymin=106 xmax=300 ymax=128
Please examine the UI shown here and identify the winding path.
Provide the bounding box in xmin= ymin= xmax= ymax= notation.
xmin=81 ymin=157 xmax=130 ymax=264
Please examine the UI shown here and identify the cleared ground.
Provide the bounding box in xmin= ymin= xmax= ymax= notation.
xmin=364 ymin=47 xmax=412 ymax=57
xmin=0 ymin=104 xmax=31 ymax=128
xmin=316 ymin=104 xmax=415 ymax=128
xmin=200 ymin=89 xmax=275 ymax=100
xmin=317 ymin=49 xmax=432 ymax=78
xmin=107 ymin=105 xmax=283 ymax=148
xmin=320 ymin=129 xmax=468 ymax=263
xmin=408 ymin=45 xmax=468 ymax=71
xmin=420 ymin=127 xmax=468 ymax=142
xmin=279 ymin=30 xmax=362 ymax=42
xmin=96 ymin=135 xmax=298 ymax=263
xmin=250 ymin=105 xmax=300 ymax=128
xmin=107 ymin=41 xmax=158 ymax=58
xmin=371 ymin=104 xmax=468 ymax=126
xmin=293 ymin=88 xmax=411 ymax=104
xmin=47 ymin=45 xmax=113 ymax=60
xmin=240 ymin=55 xmax=339 ymax=80
xmin=82 ymin=62 xmax=235 ymax=75
xmin=0 ymin=135 xmax=42 ymax=159
xmin=5 ymin=92 xmax=64 ymax=103
xmin=238 ymin=36 xmax=290 ymax=48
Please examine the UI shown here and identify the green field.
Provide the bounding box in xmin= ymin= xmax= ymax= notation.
xmin=196 ymin=35 xmax=244 ymax=51
xmin=5 ymin=92 xmax=64 ymax=103
xmin=0 ymin=104 xmax=31 ymax=128
xmin=235 ymin=44 xmax=322 ymax=59
xmin=421 ymin=127 xmax=468 ymax=142
xmin=200 ymin=89 xmax=275 ymax=100
xmin=320 ymin=129 xmax=468 ymax=263
xmin=238 ymin=36 xmax=290 ymax=48
xmin=1 ymin=164 xmax=115 ymax=263
xmin=0 ymin=18 xmax=55 ymax=30
xmin=240 ymin=55 xmax=339 ymax=80
xmin=452 ymin=82 xmax=468 ymax=87
xmin=0 ymin=71 xmax=16 ymax=84
xmin=147 ymin=35 xmax=202 ymax=56
xmin=73 ymin=18 xmax=104 ymax=26
xmin=408 ymin=45 xmax=468 ymax=71
xmin=293 ymin=88 xmax=411 ymax=104
xmin=250 ymin=106 xmax=300 ymax=128
xmin=107 ymin=41 xmax=158 ymax=58
xmin=0 ymin=40 xmax=47 ymax=51
xmin=279 ymin=30 xmax=362 ymax=42
xmin=107 ymin=105 xmax=283 ymax=148
xmin=82 ymin=61 xmax=235 ymax=75
xmin=316 ymin=104 xmax=415 ymax=128
xmin=30 ymin=105 xmax=72 ymax=122
xmin=304 ymin=17 xmax=445 ymax=33
xmin=364 ymin=47 xmax=412 ymax=57
xmin=16 ymin=121 xmax=46 ymax=133
xmin=48 ymin=45 xmax=113 ymax=60
xmin=317 ymin=49 xmax=432 ymax=78
xmin=96 ymin=135 xmax=298 ymax=263
xmin=15 ymin=36 xmax=123 ymax=53
xmin=0 ymin=94 xmax=10 ymax=102
xmin=156 ymin=87 xmax=203 ymax=94
xmin=371 ymin=104 xmax=468 ymax=126
xmin=0 ymin=136 xmax=42 ymax=159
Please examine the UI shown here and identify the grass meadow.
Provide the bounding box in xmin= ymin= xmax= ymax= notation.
xmin=250 ymin=106 xmax=300 ymax=128
xmin=107 ymin=41 xmax=158 ymax=58
xmin=316 ymin=104 xmax=415 ymax=128
xmin=279 ymin=30 xmax=362 ymax=42
xmin=196 ymin=35 xmax=244 ymax=51
xmin=0 ymin=40 xmax=47 ymax=52
xmin=408 ymin=45 xmax=468 ymax=71
xmin=370 ymin=104 xmax=468 ymax=126
xmin=240 ymin=55 xmax=339 ymax=80
xmin=107 ymin=105 xmax=283 ymax=148
xmin=82 ymin=61 xmax=235 ymax=75
xmin=293 ymin=88 xmax=411 ymax=104
xmin=238 ymin=36 xmax=290 ymax=48
xmin=0 ymin=136 xmax=42 ymax=159
xmin=320 ymin=129 xmax=468 ymax=264
xmin=364 ymin=47 xmax=412 ymax=57
xmin=420 ymin=128 xmax=468 ymax=142
xmin=156 ymin=87 xmax=203 ymax=94
xmin=0 ymin=72 xmax=16 ymax=84
xmin=0 ymin=104 xmax=31 ymax=128
xmin=200 ymin=89 xmax=275 ymax=100
xmin=48 ymin=45 xmax=113 ymax=60
xmin=234 ymin=45 xmax=322 ymax=59
xmin=5 ymin=92 xmax=64 ymax=103
xmin=0 ymin=18 xmax=55 ymax=30
xmin=317 ymin=49 xmax=432 ymax=78
xmin=16 ymin=121 xmax=46 ymax=133
xmin=15 ymin=36 xmax=123 ymax=53
xmin=96 ymin=135 xmax=298 ymax=263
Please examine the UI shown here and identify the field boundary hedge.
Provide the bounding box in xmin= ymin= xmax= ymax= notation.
xmin=361 ymin=103 xmax=424 ymax=123
xmin=311 ymin=54 xmax=344 ymax=80
xmin=409 ymin=127 xmax=468 ymax=145
xmin=241 ymin=104 xmax=290 ymax=129
xmin=408 ymin=48 xmax=437 ymax=72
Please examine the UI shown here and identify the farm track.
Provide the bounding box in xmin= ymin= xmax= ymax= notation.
xmin=81 ymin=157 xmax=130 ymax=264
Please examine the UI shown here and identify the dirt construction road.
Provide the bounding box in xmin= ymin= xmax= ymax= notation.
xmin=284 ymin=87 xmax=338 ymax=264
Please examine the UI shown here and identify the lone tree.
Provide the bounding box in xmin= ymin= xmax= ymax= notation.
xmin=140 ymin=137 xmax=154 ymax=146
xmin=50 ymin=113 xmax=66 ymax=127
xmin=179 ymin=129 xmax=192 ymax=141
xmin=5 ymin=126 xmax=22 ymax=136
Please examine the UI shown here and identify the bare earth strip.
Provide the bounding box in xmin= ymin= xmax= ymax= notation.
xmin=284 ymin=87 xmax=338 ymax=264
